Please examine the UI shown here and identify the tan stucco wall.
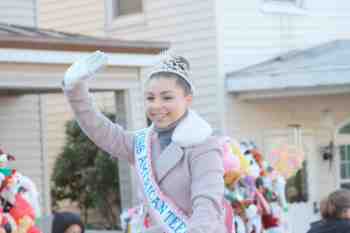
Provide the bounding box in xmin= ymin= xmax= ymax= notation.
xmin=227 ymin=93 xmax=350 ymax=231
xmin=228 ymin=94 xmax=350 ymax=144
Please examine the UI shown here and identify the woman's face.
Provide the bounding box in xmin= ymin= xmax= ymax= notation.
xmin=145 ymin=77 xmax=192 ymax=128
xmin=64 ymin=224 xmax=82 ymax=233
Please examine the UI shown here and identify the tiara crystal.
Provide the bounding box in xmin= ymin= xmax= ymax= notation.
xmin=147 ymin=53 xmax=194 ymax=94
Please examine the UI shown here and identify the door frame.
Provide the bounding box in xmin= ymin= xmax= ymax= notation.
xmin=262 ymin=128 xmax=320 ymax=233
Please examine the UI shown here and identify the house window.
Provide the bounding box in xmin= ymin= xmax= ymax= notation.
xmin=106 ymin=0 xmax=145 ymax=30
xmin=339 ymin=124 xmax=350 ymax=135
xmin=261 ymin=0 xmax=306 ymax=15
xmin=339 ymin=123 xmax=350 ymax=189
xmin=265 ymin=0 xmax=301 ymax=5
xmin=112 ymin=0 xmax=143 ymax=18
xmin=340 ymin=145 xmax=350 ymax=189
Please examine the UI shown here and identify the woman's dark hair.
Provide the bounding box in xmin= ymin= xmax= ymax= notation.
xmin=52 ymin=212 xmax=84 ymax=233
xmin=147 ymin=72 xmax=193 ymax=96
xmin=320 ymin=189 xmax=350 ymax=219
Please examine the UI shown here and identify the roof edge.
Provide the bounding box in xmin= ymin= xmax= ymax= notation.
xmin=0 ymin=48 xmax=161 ymax=66
xmin=0 ymin=35 xmax=169 ymax=54
xmin=225 ymin=39 xmax=347 ymax=78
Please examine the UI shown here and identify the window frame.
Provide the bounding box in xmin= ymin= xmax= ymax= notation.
xmin=105 ymin=0 xmax=145 ymax=31
xmin=337 ymin=123 xmax=350 ymax=189
xmin=260 ymin=0 xmax=307 ymax=15
xmin=339 ymin=145 xmax=350 ymax=187
xmin=340 ymin=124 xmax=350 ymax=135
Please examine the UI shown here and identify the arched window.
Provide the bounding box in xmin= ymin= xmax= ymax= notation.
xmin=339 ymin=123 xmax=350 ymax=135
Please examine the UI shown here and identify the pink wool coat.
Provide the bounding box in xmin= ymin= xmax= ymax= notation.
xmin=63 ymin=83 xmax=227 ymax=233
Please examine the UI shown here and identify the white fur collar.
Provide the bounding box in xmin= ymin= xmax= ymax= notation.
xmin=171 ymin=110 xmax=212 ymax=147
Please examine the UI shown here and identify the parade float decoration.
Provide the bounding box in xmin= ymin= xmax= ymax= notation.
xmin=120 ymin=137 xmax=304 ymax=233
xmin=220 ymin=139 xmax=299 ymax=233
xmin=0 ymin=149 xmax=42 ymax=233
xmin=120 ymin=205 xmax=149 ymax=233
xmin=268 ymin=144 xmax=304 ymax=180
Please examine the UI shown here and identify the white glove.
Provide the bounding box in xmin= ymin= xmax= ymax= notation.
xmin=274 ymin=175 xmax=288 ymax=211
xmin=245 ymin=204 xmax=258 ymax=219
xmin=63 ymin=50 xmax=108 ymax=89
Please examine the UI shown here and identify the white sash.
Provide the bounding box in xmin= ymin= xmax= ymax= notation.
xmin=134 ymin=128 xmax=189 ymax=233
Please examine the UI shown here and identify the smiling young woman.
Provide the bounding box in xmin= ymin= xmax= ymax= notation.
xmin=62 ymin=51 xmax=227 ymax=233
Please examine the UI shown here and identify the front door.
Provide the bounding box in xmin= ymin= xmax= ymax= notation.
xmin=263 ymin=129 xmax=322 ymax=233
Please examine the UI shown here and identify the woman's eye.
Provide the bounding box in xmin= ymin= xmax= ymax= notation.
xmin=146 ymin=96 xmax=154 ymax=101
xmin=163 ymin=96 xmax=173 ymax=100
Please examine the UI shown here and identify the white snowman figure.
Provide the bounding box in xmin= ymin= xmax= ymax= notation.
xmin=245 ymin=204 xmax=262 ymax=233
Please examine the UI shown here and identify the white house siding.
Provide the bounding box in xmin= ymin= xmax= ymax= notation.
xmin=222 ymin=0 xmax=350 ymax=73
xmin=36 ymin=0 xmax=221 ymax=127
xmin=37 ymin=0 xmax=105 ymax=36
xmin=227 ymin=93 xmax=350 ymax=232
xmin=106 ymin=0 xmax=221 ymax=129
xmin=0 ymin=94 xmax=44 ymax=207
xmin=0 ymin=0 xmax=37 ymax=27
xmin=222 ymin=0 xmax=286 ymax=73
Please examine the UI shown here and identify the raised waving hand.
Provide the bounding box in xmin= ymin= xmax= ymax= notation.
xmin=64 ymin=51 xmax=108 ymax=89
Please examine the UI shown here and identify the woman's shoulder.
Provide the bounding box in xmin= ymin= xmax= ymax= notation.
xmin=185 ymin=137 xmax=224 ymax=172
xmin=186 ymin=136 xmax=223 ymax=156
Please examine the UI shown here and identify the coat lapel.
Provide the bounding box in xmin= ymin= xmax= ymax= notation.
xmin=149 ymin=109 xmax=212 ymax=183
xmin=154 ymin=142 xmax=184 ymax=183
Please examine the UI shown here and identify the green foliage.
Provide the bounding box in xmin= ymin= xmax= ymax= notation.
xmin=286 ymin=160 xmax=308 ymax=203
xmin=51 ymin=113 xmax=121 ymax=229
